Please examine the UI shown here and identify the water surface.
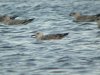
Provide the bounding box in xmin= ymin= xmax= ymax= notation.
xmin=0 ymin=0 xmax=100 ymax=75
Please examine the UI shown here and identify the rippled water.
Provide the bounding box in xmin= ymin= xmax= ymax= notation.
xmin=0 ymin=0 xmax=100 ymax=75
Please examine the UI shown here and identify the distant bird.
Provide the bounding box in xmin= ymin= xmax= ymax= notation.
xmin=32 ymin=32 xmax=69 ymax=40
xmin=3 ymin=18 xmax=34 ymax=25
xmin=0 ymin=15 xmax=34 ymax=25
xmin=69 ymin=12 xmax=100 ymax=22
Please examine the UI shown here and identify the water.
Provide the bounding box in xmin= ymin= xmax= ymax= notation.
xmin=0 ymin=0 xmax=100 ymax=75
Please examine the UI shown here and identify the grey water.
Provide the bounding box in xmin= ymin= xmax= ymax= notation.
xmin=0 ymin=0 xmax=100 ymax=75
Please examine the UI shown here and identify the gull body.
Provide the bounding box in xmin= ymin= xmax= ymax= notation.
xmin=0 ymin=15 xmax=34 ymax=25
xmin=69 ymin=12 xmax=100 ymax=22
xmin=32 ymin=32 xmax=69 ymax=40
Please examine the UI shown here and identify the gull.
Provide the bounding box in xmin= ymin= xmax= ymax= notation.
xmin=0 ymin=15 xmax=34 ymax=25
xmin=32 ymin=32 xmax=69 ymax=40
xmin=69 ymin=12 xmax=100 ymax=22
